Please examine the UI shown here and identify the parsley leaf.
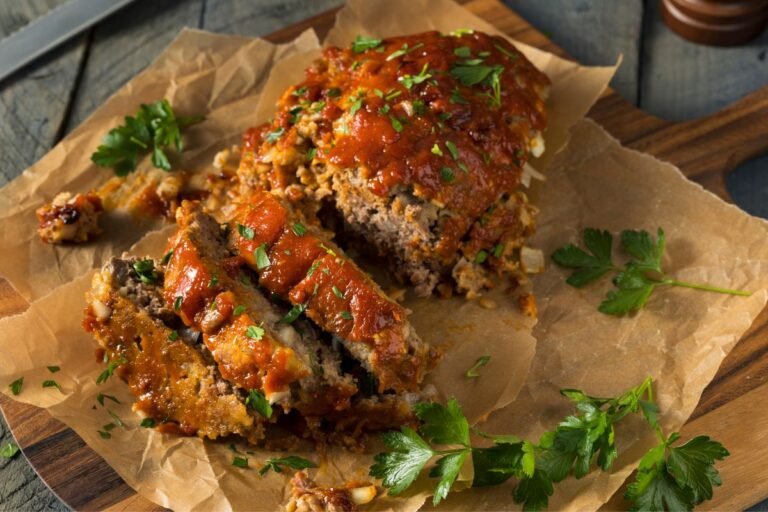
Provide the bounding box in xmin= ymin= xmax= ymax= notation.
xmin=91 ymin=99 xmax=203 ymax=175
xmin=626 ymin=433 xmax=729 ymax=511
xmin=238 ymin=223 xmax=255 ymax=240
xmin=8 ymin=377 xmax=23 ymax=396
xmin=429 ymin=451 xmax=468 ymax=505
xmin=352 ymin=35 xmax=382 ymax=53
xmin=0 ymin=443 xmax=20 ymax=459
xmin=451 ymin=64 xmax=495 ymax=86
xmin=246 ymin=325 xmax=265 ymax=340
xmin=232 ymin=456 xmax=249 ymax=468
xmin=140 ymin=418 xmax=156 ymax=428
xmin=551 ymin=228 xmax=616 ymax=287
xmin=465 ymin=355 xmax=491 ymax=378
xmin=370 ymin=427 xmax=436 ymax=495
xmin=254 ymin=243 xmax=271 ymax=269
xmin=259 ymin=455 xmax=317 ymax=476
xmin=292 ymin=222 xmax=307 ymax=236
xmin=279 ymin=303 xmax=306 ymax=324
xmin=132 ymin=258 xmax=159 ymax=284
xmin=414 ymin=399 xmax=470 ymax=446
xmin=245 ymin=390 xmax=273 ymax=418
xmin=553 ymin=227 xmax=750 ymax=315
xmin=42 ymin=380 xmax=61 ymax=391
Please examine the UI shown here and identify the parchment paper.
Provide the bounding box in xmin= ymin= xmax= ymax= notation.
xmin=3 ymin=1 xmax=759 ymax=511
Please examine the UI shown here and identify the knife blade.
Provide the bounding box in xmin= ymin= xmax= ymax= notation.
xmin=0 ymin=0 xmax=136 ymax=84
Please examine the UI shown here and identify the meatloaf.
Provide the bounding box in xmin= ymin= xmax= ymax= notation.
xmin=226 ymin=190 xmax=435 ymax=393
xmin=85 ymin=200 xmax=431 ymax=445
xmin=236 ymin=30 xmax=549 ymax=297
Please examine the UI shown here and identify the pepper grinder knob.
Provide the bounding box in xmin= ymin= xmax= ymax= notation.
xmin=661 ymin=0 xmax=768 ymax=46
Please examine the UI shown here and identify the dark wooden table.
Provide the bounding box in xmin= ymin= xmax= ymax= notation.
xmin=1 ymin=1 xmax=767 ymax=510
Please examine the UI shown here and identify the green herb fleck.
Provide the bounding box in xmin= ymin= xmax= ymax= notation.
xmin=133 ymin=258 xmax=159 ymax=284
xmin=431 ymin=143 xmax=443 ymax=156
xmin=474 ymin=250 xmax=488 ymax=264
xmin=254 ymin=243 xmax=271 ymax=270
xmin=465 ymin=355 xmax=491 ymax=378
xmin=280 ymin=303 xmax=306 ymax=324
xmin=233 ymin=305 xmax=247 ymax=316
xmin=440 ymin=167 xmax=455 ymax=183
xmin=232 ymin=456 xmax=249 ymax=468
xmin=246 ymin=390 xmax=273 ymax=418
xmin=352 ymin=35 xmax=383 ymax=53
xmin=168 ymin=330 xmax=179 ymax=341
xmin=42 ymin=380 xmax=61 ymax=391
xmin=140 ymin=418 xmax=156 ymax=428
xmin=339 ymin=311 xmax=353 ymax=320
xmin=8 ymin=377 xmax=23 ymax=396
xmin=265 ymin=127 xmax=285 ymax=144
xmin=332 ymin=286 xmax=345 ymax=299
xmin=0 ymin=443 xmax=20 ymax=459
xmin=292 ymin=222 xmax=307 ymax=236
xmin=246 ymin=325 xmax=265 ymax=341
xmin=260 ymin=455 xmax=317 ymax=476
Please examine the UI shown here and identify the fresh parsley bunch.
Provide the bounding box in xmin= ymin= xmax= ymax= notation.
xmin=369 ymin=377 xmax=729 ymax=511
xmin=91 ymin=99 xmax=204 ymax=176
xmin=552 ymin=228 xmax=750 ymax=315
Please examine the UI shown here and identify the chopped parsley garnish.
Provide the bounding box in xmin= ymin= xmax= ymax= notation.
xmin=552 ymin=227 xmax=751 ymax=315
xmin=349 ymin=95 xmax=365 ymax=116
xmin=386 ymin=42 xmax=424 ymax=61
xmin=140 ymin=418 xmax=156 ymax=428
xmin=450 ymin=63 xmax=504 ymax=107
xmin=318 ymin=243 xmax=337 ymax=257
xmin=97 ymin=430 xmax=111 ymax=439
xmin=385 ymin=89 xmax=402 ymax=101
xmin=254 ymin=243 xmax=271 ymax=269
xmin=208 ymin=274 xmax=218 ymax=288
xmin=259 ymin=455 xmax=317 ymax=476
xmin=493 ymin=43 xmax=519 ymax=60
xmin=352 ymin=35 xmax=383 ymax=53
xmin=97 ymin=393 xmax=120 ymax=406
xmin=306 ymin=147 xmax=317 ymax=161
xmin=440 ymin=167 xmax=455 ymax=183
xmin=454 ymin=46 xmax=472 ymax=58
xmin=431 ymin=144 xmax=444 ymax=156
xmin=280 ymin=303 xmax=306 ymax=324
xmin=450 ymin=88 xmax=469 ymax=104
xmin=389 ymin=115 xmax=404 ymax=133
xmin=379 ymin=104 xmax=391 ymax=115
xmin=413 ymin=99 xmax=427 ymax=115
xmin=311 ymin=100 xmax=326 ymax=112
xmin=399 ymin=63 xmax=432 ymax=89
xmin=91 ymin=99 xmax=204 ymax=176
xmin=457 ymin=162 xmax=469 ymax=173
xmin=292 ymin=222 xmax=307 ymax=236
xmin=42 ymin=380 xmax=61 ymax=391
xmin=327 ymin=87 xmax=342 ymax=98
xmin=108 ymin=409 xmax=124 ymax=428
xmin=233 ymin=305 xmax=247 ymax=316
xmin=8 ymin=377 xmax=23 ymax=396
xmin=449 ymin=28 xmax=474 ymax=36
xmin=373 ymin=88 xmax=384 ymax=97
xmin=474 ymin=250 xmax=488 ymax=264
xmin=332 ymin=286 xmax=345 ymax=299
xmin=1 ymin=443 xmax=20 ymax=459
xmin=246 ymin=325 xmax=265 ymax=340
xmin=173 ymin=296 xmax=182 ymax=311
xmin=245 ymin=390 xmax=273 ymax=418
xmin=465 ymin=355 xmax=491 ymax=378
xmin=265 ymin=127 xmax=285 ymax=144
xmin=492 ymin=243 xmax=504 ymax=258
xmin=232 ymin=456 xmax=249 ymax=468
xmin=288 ymin=106 xmax=303 ymax=124
xmin=96 ymin=357 xmax=127 ymax=384
xmin=168 ymin=330 xmax=179 ymax=341
xmin=133 ymin=258 xmax=159 ymax=284
xmin=292 ymin=86 xmax=308 ymax=97
xmin=445 ymin=140 xmax=459 ymax=160
xmin=47 ymin=366 xmax=60 ymax=373
xmin=161 ymin=249 xmax=174 ymax=265
xmin=306 ymin=261 xmax=321 ymax=278
xmin=339 ymin=311 xmax=353 ymax=320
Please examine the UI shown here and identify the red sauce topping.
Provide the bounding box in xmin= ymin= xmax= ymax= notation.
xmin=246 ymin=31 xmax=548 ymax=248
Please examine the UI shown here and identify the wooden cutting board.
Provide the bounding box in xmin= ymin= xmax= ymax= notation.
xmin=2 ymin=1 xmax=768 ymax=510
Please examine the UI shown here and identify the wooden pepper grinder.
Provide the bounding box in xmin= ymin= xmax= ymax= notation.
xmin=661 ymin=0 xmax=768 ymax=46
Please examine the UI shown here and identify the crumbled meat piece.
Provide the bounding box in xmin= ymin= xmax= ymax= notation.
xmin=36 ymin=192 xmax=103 ymax=244
xmin=286 ymin=471 xmax=376 ymax=512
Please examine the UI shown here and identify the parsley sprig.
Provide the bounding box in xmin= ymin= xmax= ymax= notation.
xmin=552 ymin=228 xmax=750 ymax=315
xmin=91 ymin=99 xmax=203 ymax=176
xmin=369 ymin=377 xmax=729 ymax=511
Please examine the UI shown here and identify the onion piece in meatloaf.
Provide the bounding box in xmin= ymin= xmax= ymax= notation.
xmin=236 ymin=30 xmax=549 ymax=297
xmin=226 ymin=190 xmax=436 ymax=394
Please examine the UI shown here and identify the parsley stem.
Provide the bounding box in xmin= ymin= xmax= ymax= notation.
xmin=661 ymin=279 xmax=752 ymax=297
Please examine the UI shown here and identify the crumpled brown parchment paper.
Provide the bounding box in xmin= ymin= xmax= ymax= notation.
xmin=4 ymin=0 xmax=762 ymax=511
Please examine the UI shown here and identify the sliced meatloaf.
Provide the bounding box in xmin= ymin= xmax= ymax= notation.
xmin=84 ymin=257 xmax=264 ymax=443
xmin=225 ymin=190 xmax=436 ymax=393
xmin=165 ymin=201 xmax=359 ymax=415
xmin=236 ymin=30 xmax=549 ymax=297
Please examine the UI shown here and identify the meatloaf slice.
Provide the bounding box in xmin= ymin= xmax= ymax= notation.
xmin=236 ymin=30 xmax=549 ymax=297
xmin=84 ymin=257 xmax=264 ymax=443
xmin=225 ymin=190 xmax=436 ymax=394
xmin=165 ymin=201 xmax=359 ymax=415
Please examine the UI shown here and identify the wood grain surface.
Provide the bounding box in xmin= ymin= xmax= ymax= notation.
xmin=1 ymin=1 xmax=768 ymax=511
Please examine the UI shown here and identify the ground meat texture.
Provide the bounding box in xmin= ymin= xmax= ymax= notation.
xmin=36 ymin=192 xmax=103 ymax=244
xmin=227 ymin=191 xmax=436 ymax=394
xmin=236 ymin=30 xmax=549 ymax=296
xmin=84 ymin=257 xmax=264 ymax=443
